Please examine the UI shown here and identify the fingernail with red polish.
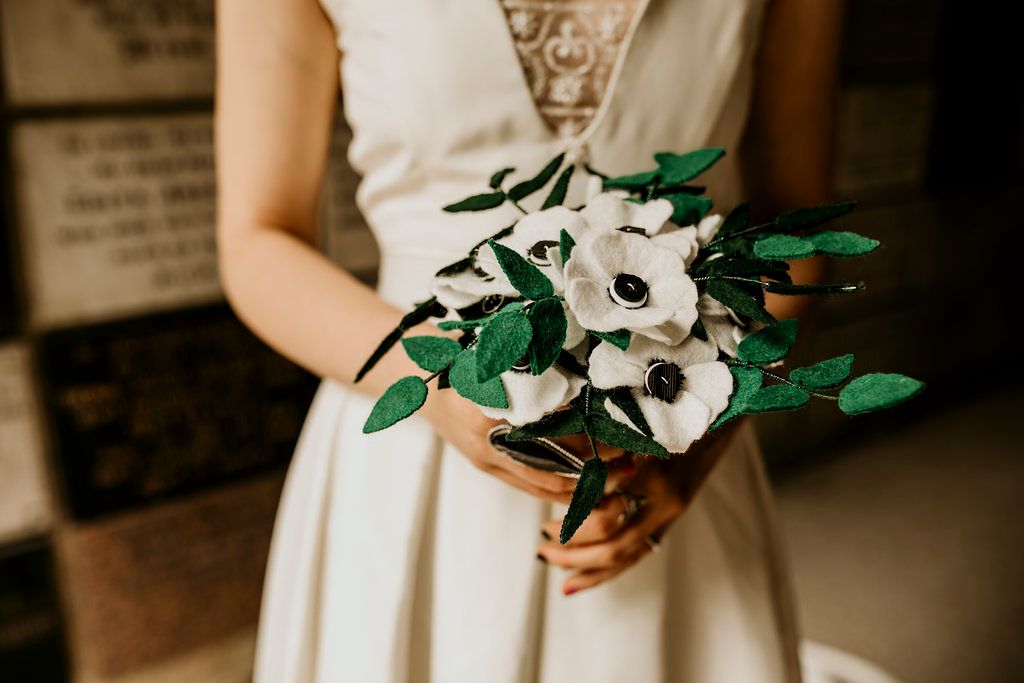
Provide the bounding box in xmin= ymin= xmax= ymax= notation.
xmin=563 ymin=586 xmax=578 ymax=596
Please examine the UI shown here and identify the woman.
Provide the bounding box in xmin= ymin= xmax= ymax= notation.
xmin=215 ymin=0 xmax=843 ymax=680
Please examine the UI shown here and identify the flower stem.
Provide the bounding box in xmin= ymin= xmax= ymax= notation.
xmin=509 ymin=197 xmax=528 ymax=215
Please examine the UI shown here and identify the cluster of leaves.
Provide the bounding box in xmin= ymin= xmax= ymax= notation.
xmin=709 ymin=319 xmax=925 ymax=430
xmin=354 ymin=149 xmax=924 ymax=545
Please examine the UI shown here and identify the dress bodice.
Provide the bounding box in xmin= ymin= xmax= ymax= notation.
xmin=316 ymin=0 xmax=768 ymax=304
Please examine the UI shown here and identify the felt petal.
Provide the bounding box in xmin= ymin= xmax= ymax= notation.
xmin=644 ymin=335 xmax=719 ymax=369
xmin=682 ymin=361 xmax=734 ymax=420
xmin=695 ymin=213 xmax=724 ymax=245
xmin=697 ymin=293 xmax=747 ymax=357
xmin=638 ymin=393 xmax=712 ymax=454
xmin=651 ymin=226 xmax=699 ymax=265
xmin=431 ymin=269 xmax=517 ymax=309
xmin=480 ymin=366 xmax=584 ymax=426
xmin=604 ymin=397 xmax=643 ymax=433
xmin=565 ymin=277 xmax=674 ymax=333
xmin=589 ymin=341 xmax=646 ymax=389
xmin=562 ymin=302 xmax=587 ymax=349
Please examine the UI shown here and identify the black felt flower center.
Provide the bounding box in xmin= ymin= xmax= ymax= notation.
xmin=527 ymin=240 xmax=560 ymax=266
xmin=609 ymin=273 xmax=648 ymax=308
xmin=644 ymin=361 xmax=684 ymax=402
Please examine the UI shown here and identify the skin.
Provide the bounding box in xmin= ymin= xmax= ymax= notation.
xmin=215 ymin=0 xmax=843 ymax=597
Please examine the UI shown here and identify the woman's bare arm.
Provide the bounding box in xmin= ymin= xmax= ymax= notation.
xmin=743 ymin=0 xmax=846 ymax=321
xmin=215 ymin=0 xmax=421 ymax=399
xmin=215 ymin=0 xmax=577 ymax=502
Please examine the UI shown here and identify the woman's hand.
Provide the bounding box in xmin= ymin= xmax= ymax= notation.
xmin=420 ymin=386 xmax=581 ymax=504
xmin=536 ymin=419 xmax=744 ymax=595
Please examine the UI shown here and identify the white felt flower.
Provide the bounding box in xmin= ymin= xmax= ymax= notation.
xmin=697 ymin=293 xmax=748 ymax=358
xmin=590 ymin=336 xmax=733 ymax=453
xmin=431 ymin=267 xmax=518 ymax=313
xmin=573 ymin=192 xmax=675 ymax=243
xmin=475 ymin=205 xmax=585 ymax=295
xmin=480 ymin=365 xmax=586 ymax=426
xmin=564 ymin=230 xmax=699 ymax=344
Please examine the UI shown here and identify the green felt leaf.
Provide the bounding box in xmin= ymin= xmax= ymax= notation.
xmin=507 ymin=408 xmax=585 ymax=441
xmin=586 ymin=414 xmax=670 ymax=458
xmin=442 ymin=191 xmax=506 ymax=213
xmin=489 ymin=240 xmax=554 ymax=300
xmin=559 ymin=228 xmax=575 ymax=266
xmin=355 ymin=297 xmax=446 ymax=382
xmin=527 ymin=298 xmax=567 ymax=375
xmin=705 ymin=279 xmax=775 ymax=324
xmin=560 ymin=455 xmax=608 ymax=543
xmin=810 ymin=231 xmax=881 ymax=257
xmin=736 ymin=319 xmax=798 ymax=365
xmin=434 ymin=257 xmax=474 ymax=277
xmin=653 ymin=148 xmax=725 ymax=184
xmin=489 ymin=167 xmax=515 ymax=189
xmin=741 ymin=385 xmax=809 ymax=413
xmin=790 ymin=354 xmax=855 ymax=390
xmin=605 ymin=389 xmax=653 ymax=437
xmin=476 ymin=308 xmax=533 ymax=382
xmin=401 ymin=336 xmax=462 ymax=373
xmin=753 ymin=234 xmax=817 ymax=260
xmin=663 ymin=193 xmax=713 ymax=225
xmin=696 ymin=257 xmax=792 ymax=283
xmin=715 ymin=202 xmax=751 ymax=239
xmin=763 ymin=281 xmax=864 ymax=295
xmin=838 ymin=373 xmax=925 ymax=415
xmin=508 ymin=153 xmax=565 ymax=201
xmin=691 ymin=318 xmax=708 ymax=341
xmin=448 ymin=349 xmax=508 ymax=409
xmin=773 ymin=201 xmax=856 ymax=232
xmin=437 ymin=318 xmax=484 ymax=331
xmin=362 ymin=376 xmax=428 ymax=433
xmin=593 ymin=329 xmax=631 ymax=350
xmin=542 ymin=165 xmax=575 ymax=209
xmin=753 ymin=231 xmax=880 ymax=260
xmin=602 ymin=169 xmax=659 ymax=190
xmin=710 ymin=366 xmax=763 ymax=430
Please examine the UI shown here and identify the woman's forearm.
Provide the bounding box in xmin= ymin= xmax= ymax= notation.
xmin=217 ymin=223 xmax=433 ymax=400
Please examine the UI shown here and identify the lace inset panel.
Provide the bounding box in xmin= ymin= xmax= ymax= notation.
xmin=497 ymin=0 xmax=646 ymax=141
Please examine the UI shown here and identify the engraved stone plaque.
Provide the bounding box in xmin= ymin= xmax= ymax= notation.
xmin=37 ymin=305 xmax=318 ymax=519
xmin=318 ymin=115 xmax=380 ymax=284
xmin=11 ymin=114 xmax=222 ymax=329
xmin=59 ymin=474 xmax=281 ymax=680
xmin=0 ymin=343 xmax=54 ymax=544
xmin=835 ymin=84 xmax=933 ymax=198
xmin=0 ymin=544 xmax=69 ymax=681
xmin=0 ymin=0 xmax=214 ymax=105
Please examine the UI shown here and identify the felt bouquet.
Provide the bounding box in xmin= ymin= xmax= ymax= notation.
xmin=355 ymin=148 xmax=924 ymax=543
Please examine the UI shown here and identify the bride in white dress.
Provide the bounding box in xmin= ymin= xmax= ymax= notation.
xmin=215 ymin=0 xmax=845 ymax=680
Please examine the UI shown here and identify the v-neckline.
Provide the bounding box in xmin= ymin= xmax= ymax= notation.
xmin=494 ymin=0 xmax=653 ymax=152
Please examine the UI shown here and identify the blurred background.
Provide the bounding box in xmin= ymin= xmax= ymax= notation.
xmin=0 ymin=1 xmax=1020 ymax=682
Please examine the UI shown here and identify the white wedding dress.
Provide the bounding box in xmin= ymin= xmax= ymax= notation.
xmin=252 ymin=0 xmax=809 ymax=681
